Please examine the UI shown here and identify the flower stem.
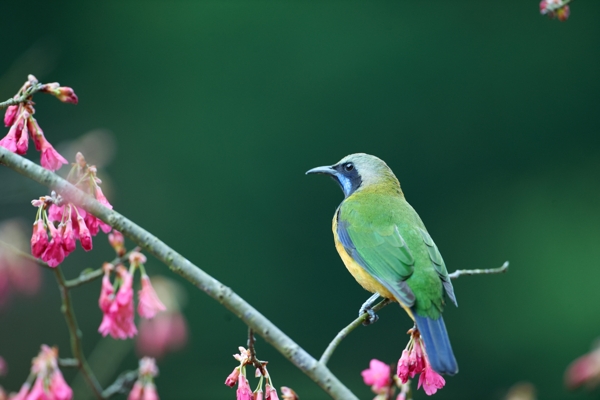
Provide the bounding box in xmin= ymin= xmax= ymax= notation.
xmin=53 ymin=265 xmax=104 ymax=399
xmin=0 ymin=82 xmax=43 ymax=109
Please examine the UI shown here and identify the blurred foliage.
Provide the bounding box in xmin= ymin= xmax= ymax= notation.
xmin=1 ymin=1 xmax=600 ymax=399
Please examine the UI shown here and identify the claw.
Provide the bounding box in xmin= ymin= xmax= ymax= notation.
xmin=359 ymin=293 xmax=381 ymax=326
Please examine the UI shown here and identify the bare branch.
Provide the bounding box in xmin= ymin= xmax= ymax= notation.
xmin=0 ymin=147 xmax=358 ymax=400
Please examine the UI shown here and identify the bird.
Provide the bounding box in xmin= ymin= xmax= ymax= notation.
xmin=306 ymin=153 xmax=458 ymax=375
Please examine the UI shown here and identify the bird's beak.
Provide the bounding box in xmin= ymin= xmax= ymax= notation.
xmin=305 ymin=165 xmax=336 ymax=176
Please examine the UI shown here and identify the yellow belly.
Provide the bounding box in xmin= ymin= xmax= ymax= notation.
xmin=332 ymin=213 xmax=415 ymax=320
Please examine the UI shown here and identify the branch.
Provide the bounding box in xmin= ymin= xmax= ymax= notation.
xmin=64 ymin=247 xmax=141 ymax=288
xmin=0 ymin=147 xmax=358 ymax=400
xmin=53 ymin=265 xmax=104 ymax=399
xmin=0 ymin=82 xmax=43 ymax=109
xmin=102 ymin=370 xmax=138 ymax=399
xmin=319 ymin=262 xmax=509 ymax=365
xmin=319 ymin=299 xmax=391 ymax=365
xmin=447 ymin=261 xmax=509 ymax=279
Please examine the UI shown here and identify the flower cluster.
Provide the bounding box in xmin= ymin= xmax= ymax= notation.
xmin=225 ymin=347 xmax=290 ymax=400
xmin=540 ymin=0 xmax=571 ymax=21
xmin=397 ymin=330 xmax=445 ymax=396
xmin=0 ymin=219 xmax=41 ymax=308
xmin=128 ymin=357 xmax=160 ymax=400
xmin=99 ymin=252 xmax=166 ymax=340
xmin=1 ymin=75 xmax=76 ymax=171
xmin=361 ymin=359 xmax=409 ymax=400
xmin=9 ymin=345 xmax=72 ymax=400
xmin=30 ymin=153 xmax=113 ymax=267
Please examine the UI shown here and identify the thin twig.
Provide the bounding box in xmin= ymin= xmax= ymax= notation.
xmin=58 ymin=358 xmax=80 ymax=368
xmin=319 ymin=299 xmax=391 ymax=365
xmin=447 ymin=261 xmax=509 ymax=279
xmin=0 ymin=147 xmax=358 ymax=400
xmin=53 ymin=266 xmax=104 ymax=399
xmin=248 ymin=328 xmax=268 ymax=377
xmin=0 ymin=82 xmax=43 ymax=109
xmin=319 ymin=262 xmax=509 ymax=365
xmin=64 ymin=247 xmax=141 ymax=288
xmin=102 ymin=370 xmax=138 ymax=399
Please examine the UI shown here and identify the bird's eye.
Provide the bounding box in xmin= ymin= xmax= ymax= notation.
xmin=344 ymin=163 xmax=354 ymax=172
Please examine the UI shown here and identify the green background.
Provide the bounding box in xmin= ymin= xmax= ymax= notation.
xmin=1 ymin=1 xmax=600 ymax=399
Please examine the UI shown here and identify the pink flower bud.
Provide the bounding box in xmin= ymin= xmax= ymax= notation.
xmin=27 ymin=117 xmax=44 ymax=151
xmin=128 ymin=381 xmax=144 ymax=400
xmin=76 ymin=214 xmax=93 ymax=251
xmin=60 ymin=219 xmax=76 ymax=254
xmin=4 ymin=105 xmax=18 ymax=127
xmin=138 ymin=275 xmax=167 ymax=319
xmin=41 ymin=83 xmax=79 ymax=104
xmin=15 ymin=118 xmax=29 ymax=155
xmin=265 ymin=384 xmax=281 ymax=400
xmin=279 ymin=386 xmax=297 ymax=400
xmin=41 ymin=223 xmax=65 ymax=267
xmin=0 ymin=124 xmax=18 ymax=153
xmin=109 ymin=230 xmax=126 ymax=256
xmin=31 ymin=219 xmax=49 ymax=258
xmin=99 ymin=266 xmax=137 ymax=339
xmin=225 ymin=367 xmax=241 ymax=387
xmin=236 ymin=375 xmax=253 ymax=400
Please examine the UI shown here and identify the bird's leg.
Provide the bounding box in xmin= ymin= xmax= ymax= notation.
xmin=359 ymin=293 xmax=381 ymax=326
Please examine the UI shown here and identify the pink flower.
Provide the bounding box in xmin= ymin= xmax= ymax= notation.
xmin=254 ymin=389 xmax=264 ymax=400
xmin=27 ymin=118 xmax=44 ymax=151
xmin=99 ymin=266 xmax=137 ymax=339
xmin=417 ymin=365 xmax=445 ymax=396
xmin=10 ymin=383 xmax=30 ymax=400
xmin=4 ymin=105 xmax=18 ymax=127
xmin=84 ymin=213 xmax=100 ymax=236
xmin=41 ymin=223 xmax=65 ymax=267
xmin=40 ymin=139 xmax=68 ymax=172
xmin=60 ymin=219 xmax=76 ymax=254
xmin=0 ymin=124 xmax=17 ymax=153
xmin=225 ymin=367 xmax=241 ymax=387
xmin=280 ymin=387 xmax=297 ymax=400
xmin=138 ymin=275 xmax=167 ymax=319
xmin=361 ymin=359 xmax=391 ymax=392
xmin=236 ymin=375 xmax=253 ymax=400
xmin=26 ymin=345 xmax=73 ymax=400
xmin=99 ymin=264 xmax=114 ymax=313
xmin=30 ymin=219 xmax=48 ymax=258
xmin=41 ymin=83 xmax=79 ymax=104
xmin=109 ymin=230 xmax=126 ymax=256
xmin=129 ymin=358 xmax=159 ymax=400
xmin=128 ymin=381 xmax=144 ymax=400
xmin=265 ymin=384 xmax=281 ymax=400
xmin=76 ymin=213 xmax=93 ymax=251
xmin=15 ymin=117 xmax=29 ymax=155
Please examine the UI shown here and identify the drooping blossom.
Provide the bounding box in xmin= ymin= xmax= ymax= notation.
xmin=99 ymin=265 xmax=137 ymax=339
xmin=128 ymin=357 xmax=159 ymax=400
xmin=13 ymin=345 xmax=73 ymax=400
xmin=361 ymin=359 xmax=392 ymax=392
xmin=417 ymin=365 xmax=445 ymax=396
xmin=225 ymin=367 xmax=241 ymax=387
xmin=266 ymin=384 xmax=283 ymax=400
xmin=30 ymin=219 xmax=49 ymax=258
xmin=137 ymin=275 xmax=167 ymax=319
xmin=4 ymin=105 xmax=18 ymax=127
xmin=109 ymin=230 xmax=126 ymax=256
xmin=236 ymin=374 xmax=253 ymax=400
xmin=60 ymin=218 xmax=76 ymax=255
xmin=41 ymin=222 xmax=65 ymax=267
xmin=40 ymin=139 xmax=69 ymax=172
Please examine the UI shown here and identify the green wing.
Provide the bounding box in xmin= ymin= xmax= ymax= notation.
xmin=417 ymin=227 xmax=457 ymax=307
xmin=336 ymin=209 xmax=416 ymax=307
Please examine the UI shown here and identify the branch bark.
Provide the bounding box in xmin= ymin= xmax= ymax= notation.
xmin=0 ymin=147 xmax=358 ymax=400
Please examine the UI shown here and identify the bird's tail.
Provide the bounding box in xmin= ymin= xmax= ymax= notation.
xmin=414 ymin=314 xmax=458 ymax=375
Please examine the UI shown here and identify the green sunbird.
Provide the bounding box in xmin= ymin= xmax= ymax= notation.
xmin=307 ymin=153 xmax=458 ymax=375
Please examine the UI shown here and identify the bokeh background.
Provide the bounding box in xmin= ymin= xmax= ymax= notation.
xmin=1 ymin=1 xmax=600 ymax=399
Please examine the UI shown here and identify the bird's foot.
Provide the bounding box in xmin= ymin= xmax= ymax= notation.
xmin=359 ymin=293 xmax=381 ymax=326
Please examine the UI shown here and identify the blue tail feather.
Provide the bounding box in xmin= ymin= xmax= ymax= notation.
xmin=414 ymin=313 xmax=458 ymax=375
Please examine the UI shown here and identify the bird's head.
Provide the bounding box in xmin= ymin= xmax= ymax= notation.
xmin=306 ymin=153 xmax=401 ymax=198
